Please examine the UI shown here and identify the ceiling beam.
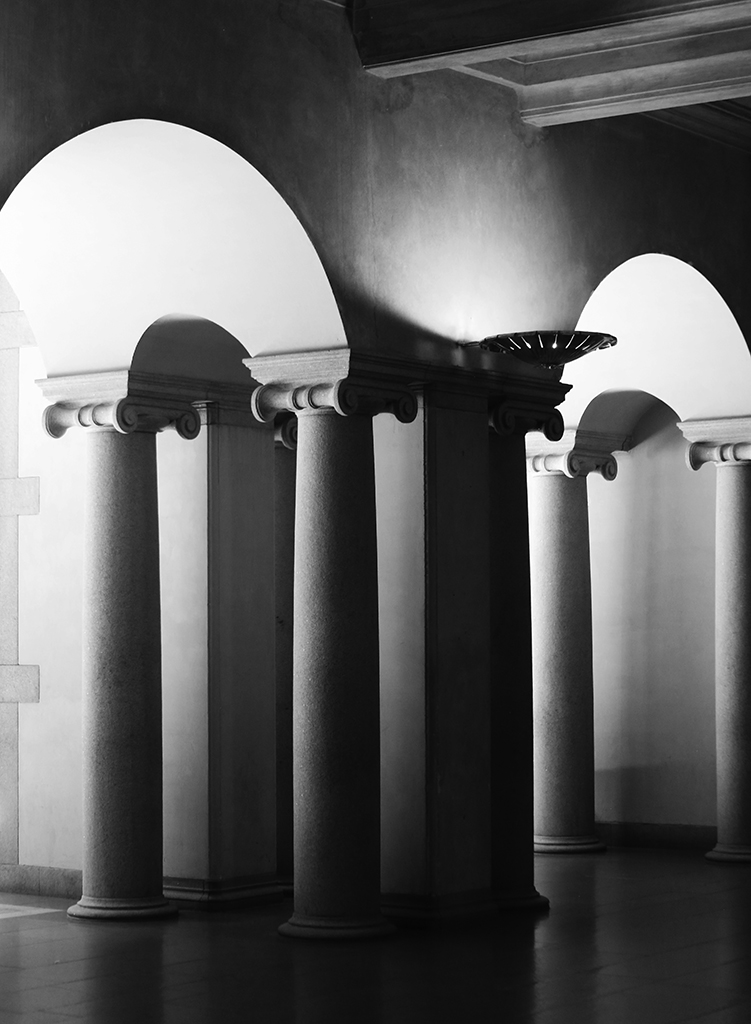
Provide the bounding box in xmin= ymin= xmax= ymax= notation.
xmin=353 ymin=0 xmax=751 ymax=126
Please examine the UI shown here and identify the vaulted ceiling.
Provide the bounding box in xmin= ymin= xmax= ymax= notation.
xmin=349 ymin=0 xmax=751 ymax=150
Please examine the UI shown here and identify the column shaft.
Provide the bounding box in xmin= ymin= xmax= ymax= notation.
xmin=69 ymin=429 xmax=173 ymax=918
xmin=709 ymin=463 xmax=751 ymax=860
xmin=529 ymin=472 xmax=603 ymax=853
xmin=488 ymin=431 xmax=548 ymax=907
xmin=280 ymin=410 xmax=391 ymax=938
xmin=274 ymin=441 xmax=296 ymax=886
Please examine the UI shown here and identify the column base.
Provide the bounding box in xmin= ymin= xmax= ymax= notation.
xmin=278 ymin=913 xmax=396 ymax=940
xmin=494 ymin=888 xmax=550 ymax=912
xmin=162 ymin=877 xmax=284 ymax=909
xmin=381 ymin=888 xmax=498 ymax=925
xmin=534 ymin=835 xmax=606 ymax=854
xmin=68 ymin=896 xmax=178 ymax=920
xmin=706 ymin=844 xmax=751 ymax=863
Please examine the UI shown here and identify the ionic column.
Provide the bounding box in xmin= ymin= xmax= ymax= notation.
xmin=681 ymin=419 xmax=751 ymax=861
xmin=527 ymin=438 xmax=617 ymax=854
xmin=41 ymin=376 xmax=200 ymax=918
xmin=251 ymin=367 xmax=416 ymax=938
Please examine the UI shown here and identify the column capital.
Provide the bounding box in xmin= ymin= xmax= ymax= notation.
xmin=246 ymin=351 xmax=418 ymax=424
xmin=274 ymin=414 xmax=298 ymax=450
xmin=245 ymin=345 xmax=568 ymax=431
xmin=38 ymin=371 xmax=201 ymax=440
xmin=526 ymin=428 xmax=620 ymax=480
xmin=489 ymin=399 xmax=564 ymax=441
xmin=251 ymin=377 xmax=418 ymax=423
xmin=679 ymin=417 xmax=751 ymax=469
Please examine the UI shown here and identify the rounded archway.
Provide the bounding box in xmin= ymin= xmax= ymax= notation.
xmin=561 ymin=253 xmax=751 ymax=427
xmin=583 ymin=391 xmax=717 ymax=835
xmin=0 ymin=119 xmax=346 ymax=377
xmin=529 ymin=254 xmax=745 ymax=854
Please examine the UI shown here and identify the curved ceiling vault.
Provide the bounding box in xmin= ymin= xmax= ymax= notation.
xmin=562 ymin=253 xmax=751 ymax=429
xmin=0 ymin=119 xmax=346 ymax=378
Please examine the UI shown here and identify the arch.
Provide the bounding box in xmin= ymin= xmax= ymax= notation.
xmin=561 ymin=254 xmax=751 ymax=428
xmin=131 ymin=314 xmax=251 ymax=386
xmin=577 ymin=389 xmax=667 ymax=450
xmin=0 ymin=119 xmax=346 ymax=378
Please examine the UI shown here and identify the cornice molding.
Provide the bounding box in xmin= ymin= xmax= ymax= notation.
xmin=246 ymin=346 xmax=570 ymax=435
xmin=354 ymin=0 xmax=751 ymax=126
xmin=245 ymin=346 xmax=570 ymax=421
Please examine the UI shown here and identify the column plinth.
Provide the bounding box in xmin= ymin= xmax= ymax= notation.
xmin=682 ymin=421 xmax=751 ymax=863
xmin=40 ymin=376 xmax=200 ymax=920
xmin=527 ymin=434 xmax=618 ymax=855
xmin=251 ymin=366 xmax=416 ymax=939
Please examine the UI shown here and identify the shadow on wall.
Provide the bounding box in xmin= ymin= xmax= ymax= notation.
xmin=131 ymin=314 xmax=251 ymax=384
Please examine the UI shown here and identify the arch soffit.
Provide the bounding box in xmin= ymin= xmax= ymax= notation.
xmin=560 ymin=253 xmax=751 ymax=429
xmin=0 ymin=119 xmax=346 ymax=379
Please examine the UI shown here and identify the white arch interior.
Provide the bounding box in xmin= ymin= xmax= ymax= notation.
xmin=559 ymin=256 xmax=735 ymax=833
xmin=562 ymin=253 xmax=751 ymax=427
xmin=0 ymin=119 xmax=346 ymax=377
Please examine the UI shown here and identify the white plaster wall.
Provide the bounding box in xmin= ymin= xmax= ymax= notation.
xmin=18 ymin=345 xmax=84 ymax=868
xmin=16 ymin=349 xmax=212 ymax=875
xmin=589 ymin=403 xmax=717 ymax=826
xmin=158 ymin=428 xmax=210 ymax=880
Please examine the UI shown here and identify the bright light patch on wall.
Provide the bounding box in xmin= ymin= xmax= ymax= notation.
xmin=0 ymin=120 xmax=346 ymax=376
xmin=563 ymin=253 xmax=751 ymax=426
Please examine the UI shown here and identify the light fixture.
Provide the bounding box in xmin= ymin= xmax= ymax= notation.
xmin=468 ymin=330 xmax=616 ymax=370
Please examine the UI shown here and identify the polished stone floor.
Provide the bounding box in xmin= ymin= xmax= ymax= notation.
xmin=0 ymin=849 xmax=750 ymax=1023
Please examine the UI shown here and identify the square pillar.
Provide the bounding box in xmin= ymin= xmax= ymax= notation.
xmin=160 ymin=402 xmax=280 ymax=905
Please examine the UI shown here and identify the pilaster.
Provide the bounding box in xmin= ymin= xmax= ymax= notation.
xmin=97 ymin=377 xmax=282 ymax=909
xmin=488 ymin=418 xmax=548 ymax=911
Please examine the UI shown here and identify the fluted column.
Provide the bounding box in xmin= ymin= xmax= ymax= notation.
xmin=41 ymin=376 xmax=200 ymax=918
xmin=251 ymin=369 xmax=416 ymax=938
xmin=681 ymin=419 xmax=751 ymax=861
xmin=527 ymin=440 xmax=617 ymax=854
